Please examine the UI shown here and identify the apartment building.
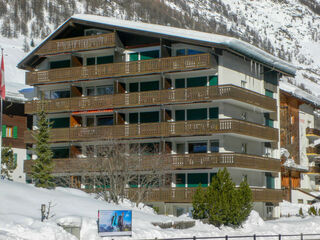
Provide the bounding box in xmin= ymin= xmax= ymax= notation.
xmin=280 ymin=88 xmax=320 ymax=204
xmin=18 ymin=14 xmax=296 ymax=219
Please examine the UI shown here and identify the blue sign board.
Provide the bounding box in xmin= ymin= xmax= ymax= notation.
xmin=98 ymin=210 xmax=132 ymax=237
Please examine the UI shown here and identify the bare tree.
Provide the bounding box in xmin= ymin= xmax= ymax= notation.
xmin=55 ymin=140 xmax=169 ymax=206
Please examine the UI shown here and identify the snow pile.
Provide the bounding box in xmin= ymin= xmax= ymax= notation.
xmin=3 ymin=181 xmax=320 ymax=239
xmin=280 ymin=200 xmax=320 ymax=216
xmin=281 ymin=148 xmax=308 ymax=171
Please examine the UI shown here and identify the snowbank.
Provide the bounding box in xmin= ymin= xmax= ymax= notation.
xmin=2 ymin=180 xmax=320 ymax=239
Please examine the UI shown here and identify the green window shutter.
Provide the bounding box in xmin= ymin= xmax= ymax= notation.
xmin=140 ymin=81 xmax=159 ymax=91
xmin=50 ymin=118 xmax=70 ymax=128
xmin=27 ymin=154 xmax=32 ymax=160
xmin=140 ymin=111 xmax=159 ymax=123
xmin=209 ymin=108 xmax=219 ymax=119
xmin=129 ymin=52 xmax=139 ymax=61
xmin=187 ymin=76 xmax=207 ymax=88
xmin=140 ymin=50 xmax=159 ymax=60
xmin=187 ymin=108 xmax=207 ymax=121
xmin=175 ymin=110 xmax=185 ymax=121
xmin=175 ymin=78 xmax=185 ymax=89
xmin=13 ymin=153 xmax=17 ymax=166
xmin=2 ymin=125 xmax=6 ymax=138
xmin=129 ymin=82 xmax=139 ymax=92
xmin=265 ymin=89 xmax=274 ymax=98
xmin=266 ymin=173 xmax=275 ymax=189
xmin=209 ymin=75 xmax=218 ymax=86
xmin=86 ymin=57 xmax=95 ymax=65
xmin=187 ymin=173 xmax=208 ymax=187
xmin=97 ymin=55 xmax=113 ymax=64
xmin=50 ymin=60 xmax=70 ymax=69
xmin=176 ymin=173 xmax=186 ymax=187
xmin=129 ymin=113 xmax=139 ymax=124
xmin=13 ymin=126 xmax=18 ymax=139
xmin=264 ymin=113 xmax=274 ymax=127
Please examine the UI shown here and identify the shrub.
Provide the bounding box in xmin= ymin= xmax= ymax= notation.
xmin=308 ymin=206 xmax=317 ymax=216
xmin=299 ymin=207 xmax=304 ymax=217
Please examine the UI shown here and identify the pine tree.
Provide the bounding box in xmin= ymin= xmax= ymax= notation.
xmin=192 ymin=185 xmax=207 ymax=219
xmin=192 ymin=168 xmax=253 ymax=228
xmin=1 ymin=146 xmax=16 ymax=180
xmin=31 ymin=109 xmax=55 ymax=189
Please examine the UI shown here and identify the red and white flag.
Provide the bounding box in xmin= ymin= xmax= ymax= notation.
xmin=0 ymin=53 xmax=5 ymax=100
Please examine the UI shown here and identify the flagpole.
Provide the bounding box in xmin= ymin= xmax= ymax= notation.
xmin=0 ymin=48 xmax=3 ymax=179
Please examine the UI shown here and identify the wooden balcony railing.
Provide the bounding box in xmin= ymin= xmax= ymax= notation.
xmin=26 ymin=53 xmax=212 ymax=85
xmin=306 ymin=128 xmax=320 ymax=138
xmin=37 ymin=33 xmax=116 ymax=55
xmin=23 ymin=153 xmax=280 ymax=174
xmin=25 ymin=85 xmax=277 ymax=114
xmin=24 ymin=119 xmax=278 ymax=143
xmin=125 ymin=187 xmax=284 ymax=203
xmin=308 ymin=166 xmax=320 ymax=174
xmin=307 ymin=147 xmax=320 ymax=155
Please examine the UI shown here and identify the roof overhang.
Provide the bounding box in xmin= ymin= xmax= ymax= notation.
xmin=17 ymin=14 xmax=297 ymax=77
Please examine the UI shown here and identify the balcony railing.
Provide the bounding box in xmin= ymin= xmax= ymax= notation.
xmin=37 ymin=33 xmax=116 ymax=55
xmin=307 ymin=147 xmax=320 ymax=155
xmin=26 ymin=53 xmax=212 ymax=85
xmin=24 ymin=119 xmax=278 ymax=143
xmin=308 ymin=166 xmax=320 ymax=174
xmin=25 ymin=85 xmax=277 ymax=114
xmin=125 ymin=187 xmax=283 ymax=203
xmin=23 ymin=153 xmax=280 ymax=174
xmin=306 ymin=128 xmax=320 ymax=138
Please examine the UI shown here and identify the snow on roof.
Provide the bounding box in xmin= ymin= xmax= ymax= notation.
xmin=19 ymin=14 xmax=296 ymax=76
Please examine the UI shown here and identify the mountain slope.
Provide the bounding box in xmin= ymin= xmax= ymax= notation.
xmin=1 ymin=0 xmax=320 ymax=103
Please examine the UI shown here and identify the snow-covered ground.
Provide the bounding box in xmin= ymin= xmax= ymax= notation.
xmin=2 ymin=180 xmax=320 ymax=240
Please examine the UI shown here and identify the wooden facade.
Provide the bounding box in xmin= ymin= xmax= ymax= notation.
xmin=25 ymin=85 xmax=277 ymax=114
xmin=24 ymin=119 xmax=278 ymax=143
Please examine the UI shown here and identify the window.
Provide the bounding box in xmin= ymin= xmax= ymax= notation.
xmin=86 ymin=55 xmax=113 ymax=65
xmin=140 ymin=81 xmax=159 ymax=91
xmin=140 ymin=111 xmax=159 ymax=123
xmin=241 ymin=143 xmax=247 ymax=153
xmin=175 ymin=48 xmax=204 ymax=56
xmin=175 ymin=110 xmax=185 ymax=121
xmin=241 ymin=80 xmax=247 ymax=88
xmin=187 ymin=108 xmax=207 ymax=120
xmin=265 ymin=142 xmax=272 ymax=157
xmin=265 ymin=89 xmax=274 ymax=98
xmin=97 ymin=115 xmax=113 ymax=126
xmin=50 ymin=60 xmax=70 ymax=69
xmin=187 ymin=173 xmax=208 ymax=187
xmin=298 ymin=199 xmax=304 ymax=204
xmin=51 ymin=90 xmax=70 ymax=99
xmin=176 ymin=174 xmax=186 ymax=187
xmin=13 ymin=153 xmax=17 ymax=166
xmin=210 ymin=141 xmax=219 ymax=153
xmin=175 ymin=78 xmax=185 ymax=88
xmin=176 ymin=49 xmax=186 ymax=56
xmin=86 ymin=117 xmax=95 ymax=127
xmin=176 ymin=143 xmax=185 ymax=154
xmin=187 ymin=76 xmax=207 ymax=88
xmin=266 ymin=173 xmax=275 ymax=189
xmin=97 ymin=85 xmax=114 ymax=95
xmin=50 ymin=118 xmax=70 ymax=128
xmin=291 ymin=116 xmax=295 ymax=125
xmin=209 ymin=108 xmax=219 ymax=119
xmin=264 ymin=113 xmax=274 ymax=128
xmin=6 ymin=126 xmax=13 ymax=138
xmin=209 ymin=76 xmax=218 ymax=86
xmin=86 ymin=87 xmax=95 ymax=96
xmin=291 ymin=136 xmax=295 ymax=144
xmin=129 ymin=50 xmax=160 ymax=61
xmin=189 ymin=142 xmax=207 ymax=153
xmin=51 ymin=147 xmax=69 ymax=159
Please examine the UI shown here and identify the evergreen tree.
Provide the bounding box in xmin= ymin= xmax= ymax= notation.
xmin=1 ymin=146 xmax=16 ymax=180
xmin=30 ymin=39 xmax=35 ymax=47
xmin=31 ymin=109 xmax=55 ymax=189
xmin=192 ymin=185 xmax=207 ymax=219
xmin=192 ymin=168 xmax=253 ymax=228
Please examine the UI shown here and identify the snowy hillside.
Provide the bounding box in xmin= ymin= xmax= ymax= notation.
xmin=2 ymin=180 xmax=320 ymax=240
xmin=2 ymin=0 xmax=320 ymax=103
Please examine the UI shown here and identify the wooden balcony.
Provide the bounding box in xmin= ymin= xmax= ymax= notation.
xmin=24 ymin=119 xmax=278 ymax=143
xmin=308 ymin=166 xmax=320 ymax=174
xmin=125 ymin=187 xmax=284 ymax=203
xmin=26 ymin=53 xmax=212 ymax=85
xmin=307 ymin=147 xmax=320 ymax=156
xmin=25 ymin=85 xmax=277 ymax=114
xmin=23 ymin=153 xmax=280 ymax=174
xmin=37 ymin=33 xmax=115 ymax=55
xmin=306 ymin=128 xmax=320 ymax=138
